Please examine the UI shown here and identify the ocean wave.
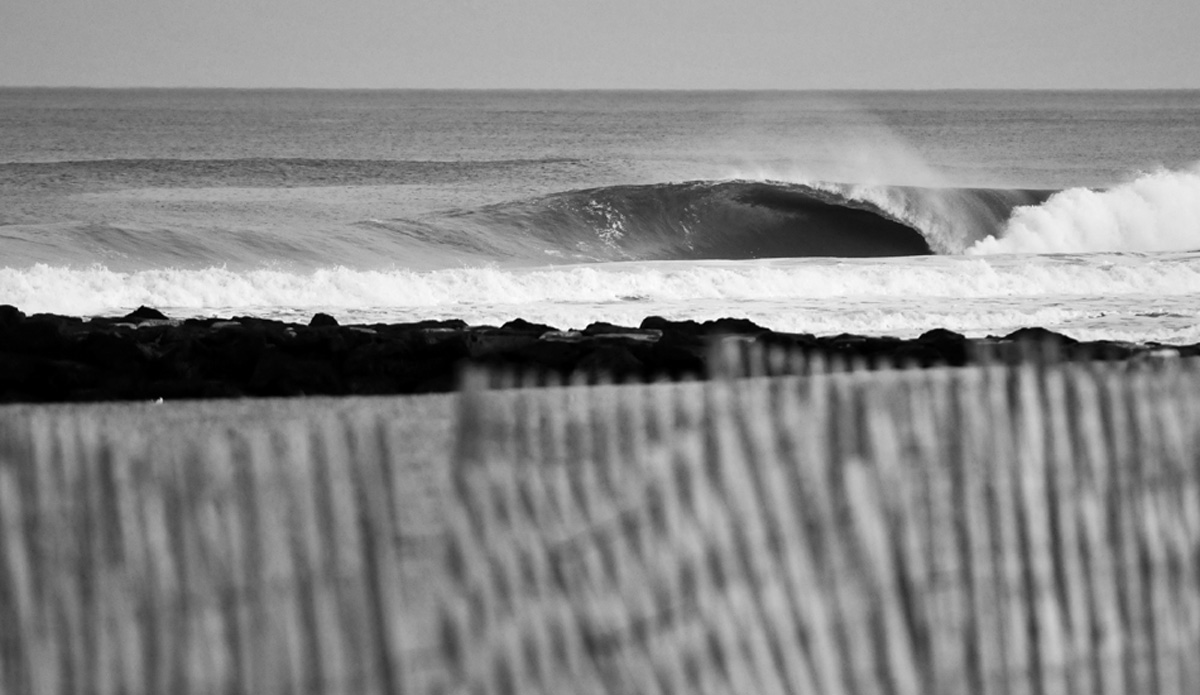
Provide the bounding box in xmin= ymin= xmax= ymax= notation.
xmin=970 ymin=166 xmax=1200 ymax=254
xmin=8 ymin=157 xmax=1196 ymax=264
xmin=6 ymin=177 xmax=1028 ymax=268
xmin=420 ymin=180 xmax=938 ymax=261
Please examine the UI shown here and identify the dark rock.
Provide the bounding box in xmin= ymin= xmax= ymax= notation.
xmin=4 ymin=319 xmax=67 ymax=357
xmin=703 ymin=317 xmax=769 ymax=335
xmin=193 ymin=325 xmax=268 ymax=382
xmin=0 ymin=353 xmax=99 ymax=401
xmin=639 ymin=316 xmax=767 ymax=338
xmin=465 ymin=330 xmax=541 ymax=359
xmin=309 ymin=312 xmax=339 ymax=327
xmin=1001 ymin=327 xmax=1078 ymax=345
xmin=500 ymin=318 xmax=558 ymax=335
xmin=497 ymin=340 xmax=591 ymax=372
xmin=183 ymin=317 xmax=229 ymax=328
xmin=0 ymin=352 xmax=40 ymax=391
xmin=74 ymin=331 xmax=148 ymax=371
xmin=918 ymin=328 xmax=966 ymax=342
xmin=0 ymin=304 xmax=1191 ymax=403
xmin=250 ymin=346 xmax=345 ymax=396
xmin=123 ymin=306 xmax=169 ymax=322
xmin=582 ymin=321 xmax=639 ymax=335
xmin=288 ymin=326 xmax=352 ymax=356
xmin=640 ymin=316 xmax=703 ymax=337
xmin=647 ymin=339 xmax=707 ymax=378
xmin=394 ymin=318 xmax=470 ymax=331
xmin=0 ymin=305 xmax=25 ymax=328
xmin=912 ymin=329 xmax=969 ymax=366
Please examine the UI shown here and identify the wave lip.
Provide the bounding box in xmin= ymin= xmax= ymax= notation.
xmin=811 ymin=182 xmax=1053 ymax=254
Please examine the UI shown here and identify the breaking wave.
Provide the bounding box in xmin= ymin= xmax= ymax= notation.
xmin=416 ymin=180 xmax=939 ymax=261
xmin=971 ymin=166 xmax=1200 ymax=254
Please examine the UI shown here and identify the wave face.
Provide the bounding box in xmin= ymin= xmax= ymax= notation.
xmin=971 ymin=167 xmax=1200 ymax=254
xmin=421 ymin=180 xmax=937 ymax=261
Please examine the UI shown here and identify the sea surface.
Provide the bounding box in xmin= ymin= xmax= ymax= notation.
xmin=2 ymin=88 xmax=1200 ymax=343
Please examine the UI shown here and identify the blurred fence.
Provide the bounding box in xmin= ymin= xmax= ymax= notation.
xmin=3 ymin=351 xmax=1200 ymax=694
xmin=441 ymin=355 xmax=1200 ymax=695
xmin=0 ymin=404 xmax=449 ymax=695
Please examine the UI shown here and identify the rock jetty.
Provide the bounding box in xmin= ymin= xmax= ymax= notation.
xmin=0 ymin=304 xmax=1184 ymax=402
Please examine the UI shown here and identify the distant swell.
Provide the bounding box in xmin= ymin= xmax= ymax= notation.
xmin=0 ymin=157 xmax=580 ymax=190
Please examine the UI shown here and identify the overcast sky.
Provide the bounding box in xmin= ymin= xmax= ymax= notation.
xmin=2 ymin=0 xmax=1198 ymax=89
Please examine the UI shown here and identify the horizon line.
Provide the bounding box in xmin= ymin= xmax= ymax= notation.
xmin=4 ymin=85 xmax=1200 ymax=93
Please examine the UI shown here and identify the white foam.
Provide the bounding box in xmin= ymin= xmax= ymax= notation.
xmin=3 ymin=254 xmax=1200 ymax=343
xmin=0 ymin=256 xmax=1195 ymax=312
xmin=971 ymin=166 xmax=1200 ymax=254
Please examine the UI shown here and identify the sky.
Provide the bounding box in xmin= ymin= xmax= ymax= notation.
xmin=2 ymin=0 xmax=1198 ymax=89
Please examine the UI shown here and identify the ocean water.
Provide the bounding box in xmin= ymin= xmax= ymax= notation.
xmin=2 ymin=88 xmax=1200 ymax=343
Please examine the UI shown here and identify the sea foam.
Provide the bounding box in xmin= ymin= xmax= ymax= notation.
xmin=4 ymin=253 xmax=1198 ymax=315
xmin=971 ymin=166 xmax=1200 ymax=254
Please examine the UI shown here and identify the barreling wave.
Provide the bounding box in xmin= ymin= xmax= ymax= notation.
xmin=397 ymin=180 xmax=1055 ymax=260
xmin=414 ymin=180 xmax=941 ymax=260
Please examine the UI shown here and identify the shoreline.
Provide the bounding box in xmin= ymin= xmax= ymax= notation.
xmin=0 ymin=303 xmax=1190 ymax=403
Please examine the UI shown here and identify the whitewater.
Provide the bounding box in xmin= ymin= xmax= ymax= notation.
xmin=2 ymin=89 xmax=1199 ymax=343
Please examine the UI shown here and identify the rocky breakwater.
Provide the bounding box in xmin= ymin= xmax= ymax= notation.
xmin=0 ymin=304 xmax=1189 ymax=403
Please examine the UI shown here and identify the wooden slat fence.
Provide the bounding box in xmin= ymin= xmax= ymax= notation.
xmin=0 ymin=406 xmax=447 ymax=695
xmin=440 ymin=356 xmax=1200 ymax=695
xmin=2 ymin=352 xmax=1200 ymax=694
